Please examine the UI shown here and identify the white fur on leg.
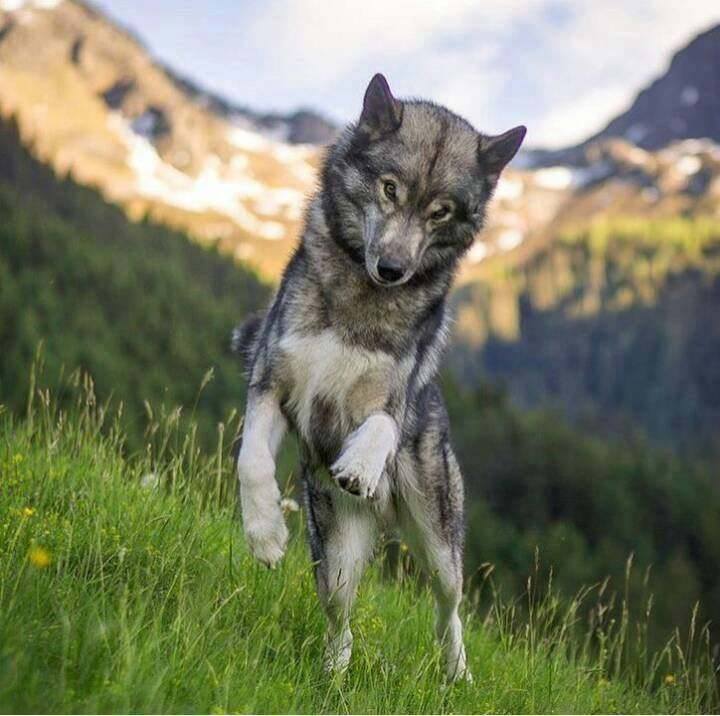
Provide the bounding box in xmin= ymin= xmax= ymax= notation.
xmin=437 ymin=605 xmax=472 ymax=682
xmin=330 ymin=412 xmax=398 ymax=499
xmin=320 ymin=503 xmax=377 ymax=675
xmin=239 ymin=472 xmax=288 ymax=567
xmin=397 ymin=467 xmax=472 ymax=682
xmin=237 ymin=392 xmax=288 ymax=567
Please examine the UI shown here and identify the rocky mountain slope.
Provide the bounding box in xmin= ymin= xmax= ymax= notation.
xmin=526 ymin=24 xmax=720 ymax=167
xmin=465 ymin=135 xmax=720 ymax=281
xmin=1 ymin=1 xmax=718 ymax=286
xmin=0 ymin=0 xmax=320 ymax=278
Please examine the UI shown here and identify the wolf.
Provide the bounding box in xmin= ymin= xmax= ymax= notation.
xmin=234 ymin=73 xmax=525 ymax=681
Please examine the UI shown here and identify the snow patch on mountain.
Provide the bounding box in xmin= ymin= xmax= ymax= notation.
xmin=533 ymin=161 xmax=611 ymax=191
xmin=227 ymin=127 xmax=269 ymax=153
xmin=227 ymin=126 xmax=316 ymax=185
xmin=533 ymin=167 xmax=574 ymax=191
xmin=467 ymin=242 xmax=489 ymax=264
xmin=497 ymin=228 xmax=525 ymax=251
xmin=532 ymin=162 xmax=614 ymax=191
xmin=496 ymin=176 xmax=524 ymax=201
xmin=109 ymin=113 xmax=311 ymax=240
xmin=661 ymin=138 xmax=720 ymax=162
xmin=676 ymin=155 xmax=702 ymax=176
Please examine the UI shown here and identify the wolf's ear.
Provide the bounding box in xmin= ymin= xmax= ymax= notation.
xmin=478 ymin=125 xmax=527 ymax=177
xmin=359 ymin=73 xmax=403 ymax=138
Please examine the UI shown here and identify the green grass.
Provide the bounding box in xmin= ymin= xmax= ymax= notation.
xmin=0 ymin=380 xmax=717 ymax=714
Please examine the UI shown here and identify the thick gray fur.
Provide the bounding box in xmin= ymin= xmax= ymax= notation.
xmin=234 ymin=73 xmax=525 ymax=681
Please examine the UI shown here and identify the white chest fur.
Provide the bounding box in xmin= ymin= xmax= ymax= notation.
xmin=277 ymin=329 xmax=395 ymax=441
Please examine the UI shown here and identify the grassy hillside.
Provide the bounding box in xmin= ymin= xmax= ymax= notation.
xmin=0 ymin=116 xmax=270 ymax=449
xmin=1 ymin=388 xmax=717 ymax=714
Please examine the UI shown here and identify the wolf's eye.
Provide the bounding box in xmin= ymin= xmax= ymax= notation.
xmin=383 ymin=180 xmax=397 ymax=201
xmin=431 ymin=206 xmax=451 ymax=221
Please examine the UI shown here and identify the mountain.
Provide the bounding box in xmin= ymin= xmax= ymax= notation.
xmin=2 ymin=2 xmax=716 ymax=286
xmin=459 ymin=25 xmax=720 ymax=277
xmin=0 ymin=0 xmax=322 ymax=279
xmin=168 ymin=69 xmax=338 ymax=146
xmin=459 ymin=136 xmax=720 ymax=279
xmin=450 ymin=24 xmax=720 ymax=452
xmin=0 ymin=0 xmax=565 ymax=278
xmin=526 ymin=24 xmax=720 ymax=167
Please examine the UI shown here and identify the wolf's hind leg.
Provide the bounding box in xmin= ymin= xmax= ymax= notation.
xmin=397 ymin=441 xmax=471 ymax=682
xmin=305 ymin=481 xmax=378 ymax=675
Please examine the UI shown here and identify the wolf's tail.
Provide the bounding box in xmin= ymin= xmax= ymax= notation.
xmin=231 ymin=311 xmax=264 ymax=372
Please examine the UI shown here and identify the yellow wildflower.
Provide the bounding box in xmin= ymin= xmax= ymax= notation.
xmin=12 ymin=453 xmax=24 ymax=465
xmin=28 ymin=546 xmax=51 ymax=569
xmin=21 ymin=507 xmax=35 ymax=518
xmin=664 ymin=674 xmax=676 ymax=686
xmin=400 ymin=542 xmax=409 ymax=553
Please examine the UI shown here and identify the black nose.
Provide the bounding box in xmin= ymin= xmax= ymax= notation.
xmin=376 ymin=259 xmax=405 ymax=284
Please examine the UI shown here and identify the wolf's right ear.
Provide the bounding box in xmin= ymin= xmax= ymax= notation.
xmin=358 ymin=73 xmax=403 ymax=138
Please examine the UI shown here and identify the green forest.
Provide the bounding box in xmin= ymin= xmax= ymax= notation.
xmin=0 ymin=118 xmax=269 ymax=448
xmin=451 ymin=216 xmax=720 ymax=455
xmin=1 ymin=114 xmax=719 ymax=689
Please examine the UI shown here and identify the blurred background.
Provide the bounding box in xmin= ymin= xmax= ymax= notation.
xmin=1 ymin=0 xmax=720 ymax=649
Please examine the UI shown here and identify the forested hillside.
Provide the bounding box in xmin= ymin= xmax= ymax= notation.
xmin=444 ymin=379 xmax=720 ymax=648
xmin=451 ymin=217 xmax=720 ymax=454
xmin=0 ymin=117 xmax=269 ymax=447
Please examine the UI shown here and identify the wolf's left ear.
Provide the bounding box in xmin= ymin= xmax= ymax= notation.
xmin=359 ymin=73 xmax=403 ymax=138
xmin=478 ymin=125 xmax=527 ymax=177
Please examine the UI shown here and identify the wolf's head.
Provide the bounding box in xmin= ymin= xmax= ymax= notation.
xmin=322 ymin=74 xmax=525 ymax=287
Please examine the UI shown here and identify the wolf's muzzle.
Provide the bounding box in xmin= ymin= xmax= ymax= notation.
xmin=375 ymin=258 xmax=406 ymax=285
xmin=368 ymin=256 xmax=409 ymax=287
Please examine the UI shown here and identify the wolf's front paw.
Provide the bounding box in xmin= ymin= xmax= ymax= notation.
xmin=330 ymin=448 xmax=385 ymax=499
xmin=330 ymin=414 xmax=397 ymax=499
xmin=240 ymin=484 xmax=288 ymax=567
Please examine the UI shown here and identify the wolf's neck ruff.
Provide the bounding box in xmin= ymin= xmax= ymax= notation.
xmin=300 ymin=197 xmax=453 ymax=356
